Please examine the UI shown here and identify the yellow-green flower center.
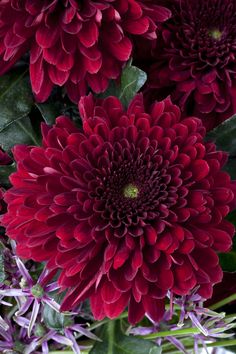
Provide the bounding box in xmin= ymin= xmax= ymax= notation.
xmin=123 ymin=184 xmax=139 ymax=199
xmin=209 ymin=29 xmax=222 ymax=40
xmin=31 ymin=284 xmax=44 ymax=298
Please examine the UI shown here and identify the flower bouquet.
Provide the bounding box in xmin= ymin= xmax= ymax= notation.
xmin=0 ymin=1 xmax=236 ymax=353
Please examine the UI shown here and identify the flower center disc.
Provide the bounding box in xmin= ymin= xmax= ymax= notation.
xmin=123 ymin=183 xmax=139 ymax=199
xmin=31 ymin=284 xmax=44 ymax=298
xmin=209 ymin=28 xmax=222 ymax=40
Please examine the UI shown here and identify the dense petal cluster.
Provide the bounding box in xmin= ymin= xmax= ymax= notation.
xmin=2 ymin=94 xmax=235 ymax=324
xmin=144 ymin=0 xmax=236 ymax=130
xmin=0 ymin=0 xmax=170 ymax=103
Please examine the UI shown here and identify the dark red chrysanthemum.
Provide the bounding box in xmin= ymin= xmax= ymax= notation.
xmin=0 ymin=0 xmax=170 ymax=103
xmin=144 ymin=0 xmax=236 ymax=130
xmin=2 ymin=94 xmax=235 ymax=324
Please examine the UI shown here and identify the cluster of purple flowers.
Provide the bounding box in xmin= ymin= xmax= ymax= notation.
xmin=0 ymin=242 xmax=100 ymax=353
xmin=129 ymin=289 xmax=236 ymax=353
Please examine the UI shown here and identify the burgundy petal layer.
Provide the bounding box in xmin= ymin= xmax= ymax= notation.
xmin=2 ymin=94 xmax=235 ymax=324
xmin=144 ymin=0 xmax=236 ymax=130
xmin=0 ymin=0 xmax=170 ymax=103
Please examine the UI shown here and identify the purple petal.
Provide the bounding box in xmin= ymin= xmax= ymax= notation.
xmin=28 ymin=300 xmax=40 ymax=337
xmin=178 ymin=306 xmax=186 ymax=327
xmin=14 ymin=315 xmax=30 ymax=328
xmin=38 ymin=267 xmax=49 ymax=284
xmin=129 ymin=327 xmax=154 ymax=336
xmin=40 ymin=329 xmax=57 ymax=343
xmin=0 ymin=341 xmax=12 ymax=349
xmin=15 ymin=257 xmax=33 ymax=285
xmin=0 ymin=299 xmax=12 ymax=307
xmin=51 ymin=333 xmax=73 ymax=346
xmin=65 ymin=328 xmax=81 ymax=354
xmin=44 ymin=281 xmax=60 ymax=292
xmin=24 ymin=339 xmax=39 ymax=354
xmin=0 ymin=316 xmax=9 ymax=331
xmin=211 ymin=333 xmax=235 ymax=338
xmin=189 ymin=312 xmax=209 ymax=336
xmin=199 ymin=338 xmax=210 ymax=354
xmin=42 ymin=341 xmax=49 ymax=354
xmin=70 ymin=324 xmax=102 ymax=341
xmin=155 ymin=338 xmax=162 ymax=346
xmin=0 ymin=288 xmax=25 ymax=296
xmin=0 ymin=324 xmax=11 ymax=340
xmin=167 ymin=336 xmax=188 ymax=354
xmin=15 ymin=298 xmax=33 ymax=317
xmin=194 ymin=338 xmax=199 ymax=354
xmin=43 ymin=296 xmax=60 ymax=312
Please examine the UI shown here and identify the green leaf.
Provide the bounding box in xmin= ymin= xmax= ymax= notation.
xmin=119 ymin=64 xmax=147 ymax=107
xmin=0 ymin=69 xmax=33 ymax=128
xmin=0 ymin=70 xmax=38 ymax=151
xmin=35 ymin=101 xmax=63 ymax=125
xmin=0 ymin=163 xmax=16 ymax=186
xmin=219 ymin=236 xmax=236 ymax=272
xmin=43 ymin=303 xmax=73 ymax=330
xmin=206 ymin=115 xmax=236 ymax=178
xmin=226 ymin=209 xmax=236 ymax=227
xmin=219 ymin=210 xmax=236 ymax=272
xmin=43 ymin=293 xmax=73 ymax=330
xmin=90 ymin=320 xmax=161 ymax=354
xmin=0 ymin=242 xmax=6 ymax=283
xmin=99 ymin=62 xmax=147 ymax=107
xmin=207 ymin=113 xmax=236 ymax=268
xmin=224 ymin=157 xmax=236 ymax=179
xmin=0 ymin=116 xmax=39 ymax=151
xmin=207 ymin=114 xmax=236 ymax=155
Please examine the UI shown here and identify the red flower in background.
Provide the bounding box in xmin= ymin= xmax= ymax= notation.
xmin=0 ymin=0 xmax=170 ymax=103
xmin=0 ymin=149 xmax=12 ymax=166
xmin=144 ymin=0 xmax=236 ymax=131
xmin=2 ymin=94 xmax=235 ymax=324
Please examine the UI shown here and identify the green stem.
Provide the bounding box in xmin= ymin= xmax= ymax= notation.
xmin=0 ymin=70 xmax=28 ymax=100
xmin=210 ymin=293 xmax=236 ymax=311
xmin=49 ymin=352 xmax=74 ymax=354
xmin=210 ymin=339 xmax=236 ymax=348
xmin=107 ymin=320 xmax=115 ymax=354
xmin=143 ymin=327 xmax=200 ymax=340
xmin=88 ymin=318 xmax=110 ymax=331
xmin=49 ymin=351 xmax=90 ymax=354
xmin=225 ymin=313 xmax=236 ymax=319
xmin=77 ymin=312 xmax=128 ymax=335
xmin=161 ymin=340 xmax=191 ymax=351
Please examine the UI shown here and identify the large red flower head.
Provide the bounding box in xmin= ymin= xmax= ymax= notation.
xmin=144 ymin=0 xmax=236 ymax=131
xmin=2 ymin=94 xmax=235 ymax=324
xmin=0 ymin=0 xmax=170 ymax=103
